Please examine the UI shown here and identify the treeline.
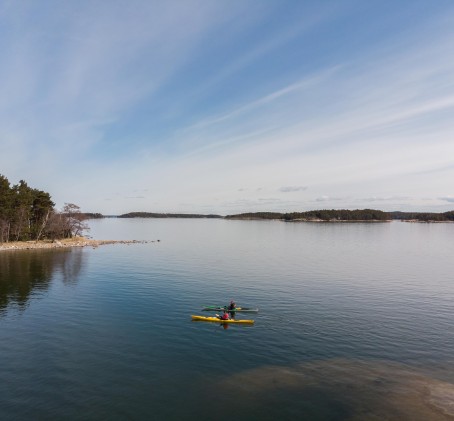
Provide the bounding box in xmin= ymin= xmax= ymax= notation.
xmin=118 ymin=212 xmax=222 ymax=218
xmin=389 ymin=211 xmax=454 ymax=222
xmin=84 ymin=213 xmax=104 ymax=219
xmin=225 ymin=209 xmax=390 ymax=221
xmin=0 ymin=174 xmax=88 ymax=243
xmin=226 ymin=209 xmax=454 ymax=221
xmin=285 ymin=209 xmax=390 ymax=221
xmin=224 ymin=212 xmax=283 ymax=220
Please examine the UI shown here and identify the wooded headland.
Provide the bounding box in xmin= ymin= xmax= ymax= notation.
xmin=1 ymin=174 xmax=90 ymax=243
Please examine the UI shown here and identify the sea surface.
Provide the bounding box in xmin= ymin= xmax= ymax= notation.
xmin=1 ymin=219 xmax=454 ymax=420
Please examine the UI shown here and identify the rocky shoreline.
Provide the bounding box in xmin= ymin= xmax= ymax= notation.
xmin=0 ymin=237 xmax=149 ymax=252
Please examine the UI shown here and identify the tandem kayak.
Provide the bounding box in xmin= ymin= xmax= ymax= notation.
xmin=202 ymin=305 xmax=259 ymax=313
xmin=191 ymin=315 xmax=254 ymax=324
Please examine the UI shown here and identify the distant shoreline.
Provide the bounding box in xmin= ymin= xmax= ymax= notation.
xmin=0 ymin=237 xmax=149 ymax=252
xmin=221 ymin=218 xmax=454 ymax=223
xmin=104 ymin=209 xmax=454 ymax=223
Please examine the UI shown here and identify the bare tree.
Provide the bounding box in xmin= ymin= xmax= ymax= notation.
xmin=61 ymin=203 xmax=90 ymax=238
xmin=45 ymin=211 xmax=66 ymax=240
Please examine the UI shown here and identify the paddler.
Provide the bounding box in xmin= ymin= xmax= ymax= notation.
xmin=218 ymin=310 xmax=231 ymax=320
xmin=228 ymin=300 xmax=236 ymax=311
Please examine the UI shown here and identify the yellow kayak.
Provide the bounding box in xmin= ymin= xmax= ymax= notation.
xmin=191 ymin=315 xmax=254 ymax=324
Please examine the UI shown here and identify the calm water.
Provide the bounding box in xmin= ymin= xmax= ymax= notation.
xmin=1 ymin=219 xmax=454 ymax=420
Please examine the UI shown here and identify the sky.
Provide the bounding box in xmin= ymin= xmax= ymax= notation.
xmin=1 ymin=0 xmax=454 ymax=215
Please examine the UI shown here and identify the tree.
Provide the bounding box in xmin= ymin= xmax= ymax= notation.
xmin=0 ymin=175 xmax=12 ymax=242
xmin=61 ymin=203 xmax=89 ymax=238
xmin=31 ymin=190 xmax=54 ymax=241
xmin=10 ymin=180 xmax=34 ymax=241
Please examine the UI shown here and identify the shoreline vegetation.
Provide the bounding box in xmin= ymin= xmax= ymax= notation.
xmin=118 ymin=212 xmax=222 ymax=219
xmin=115 ymin=210 xmax=454 ymax=223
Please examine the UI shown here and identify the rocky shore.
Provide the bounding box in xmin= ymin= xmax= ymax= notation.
xmin=0 ymin=237 xmax=149 ymax=251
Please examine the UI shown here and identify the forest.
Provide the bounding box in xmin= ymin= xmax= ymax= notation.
xmin=118 ymin=210 xmax=454 ymax=221
xmin=0 ymin=174 xmax=88 ymax=243
xmin=389 ymin=211 xmax=454 ymax=222
xmin=118 ymin=212 xmax=222 ymax=218
xmin=225 ymin=209 xmax=391 ymax=221
xmin=225 ymin=209 xmax=454 ymax=221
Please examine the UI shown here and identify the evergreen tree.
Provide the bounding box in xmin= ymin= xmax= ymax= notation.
xmin=0 ymin=175 xmax=12 ymax=242
xmin=0 ymin=174 xmax=87 ymax=242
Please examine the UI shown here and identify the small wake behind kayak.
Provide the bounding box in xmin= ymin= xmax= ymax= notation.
xmin=202 ymin=306 xmax=259 ymax=313
xmin=191 ymin=315 xmax=254 ymax=324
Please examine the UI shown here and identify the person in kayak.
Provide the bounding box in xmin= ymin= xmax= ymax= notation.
xmin=227 ymin=300 xmax=236 ymax=311
xmin=218 ymin=311 xmax=231 ymax=320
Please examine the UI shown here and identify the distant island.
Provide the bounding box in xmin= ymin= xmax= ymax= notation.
xmin=109 ymin=209 xmax=454 ymax=222
xmin=84 ymin=213 xmax=104 ymax=219
xmin=388 ymin=211 xmax=454 ymax=222
xmin=118 ymin=212 xmax=222 ymax=219
xmin=225 ymin=210 xmax=454 ymax=222
xmin=225 ymin=209 xmax=390 ymax=221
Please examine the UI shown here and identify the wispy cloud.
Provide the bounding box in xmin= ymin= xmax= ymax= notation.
xmin=316 ymin=196 xmax=344 ymax=202
xmin=362 ymin=196 xmax=412 ymax=202
xmin=279 ymin=186 xmax=308 ymax=193
xmin=187 ymin=68 xmax=340 ymax=131
xmin=439 ymin=197 xmax=454 ymax=203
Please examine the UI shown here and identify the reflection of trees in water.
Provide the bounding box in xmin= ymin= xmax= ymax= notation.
xmin=59 ymin=249 xmax=84 ymax=286
xmin=0 ymin=249 xmax=85 ymax=314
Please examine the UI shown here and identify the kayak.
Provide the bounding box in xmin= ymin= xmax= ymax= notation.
xmin=191 ymin=315 xmax=254 ymax=324
xmin=202 ymin=305 xmax=259 ymax=313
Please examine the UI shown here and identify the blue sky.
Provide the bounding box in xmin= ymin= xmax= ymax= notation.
xmin=1 ymin=0 xmax=454 ymax=215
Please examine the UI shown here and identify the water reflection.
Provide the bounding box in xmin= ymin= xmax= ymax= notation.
xmin=0 ymin=249 xmax=85 ymax=314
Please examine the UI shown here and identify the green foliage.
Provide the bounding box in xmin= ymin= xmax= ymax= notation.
xmin=0 ymin=174 xmax=86 ymax=242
